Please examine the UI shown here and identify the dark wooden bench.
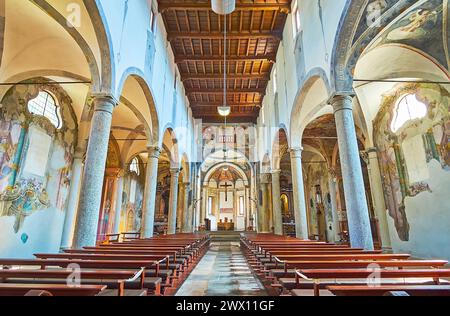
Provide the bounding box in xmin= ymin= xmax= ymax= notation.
xmin=283 ymin=268 xmax=450 ymax=296
xmin=0 ymin=268 xmax=159 ymax=296
xmin=0 ymin=283 xmax=106 ymax=296
xmin=327 ymin=284 xmax=450 ymax=296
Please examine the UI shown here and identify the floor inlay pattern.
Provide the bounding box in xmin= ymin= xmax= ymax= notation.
xmin=176 ymin=242 xmax=267 ymax=296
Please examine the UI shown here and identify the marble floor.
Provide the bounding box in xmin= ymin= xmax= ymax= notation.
xmin=176 ymin=242 xmax=268 ymax=296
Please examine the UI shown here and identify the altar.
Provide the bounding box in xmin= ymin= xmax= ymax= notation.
xmin=217 ymin=218 xmax=234 ymax=231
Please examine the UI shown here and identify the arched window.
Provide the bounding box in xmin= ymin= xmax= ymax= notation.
xmin=391 ymin=94 xmax=427 ymax=133
xmin=27 ymin=91 xmax=62 ymax=129
xmin=129 ymin=157 xmax=140 ymax=175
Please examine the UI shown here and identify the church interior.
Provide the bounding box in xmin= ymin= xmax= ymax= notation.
xmin=0 ymin=0 xmax=449 ymax=298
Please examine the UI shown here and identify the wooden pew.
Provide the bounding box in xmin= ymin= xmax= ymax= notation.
xmin=274 ymin=259 xmax=449 ymax=275
xmin=326 ymin=285 xmax=450 ymax=296
xmin=0 ymin=284 xmax=106 ymax=296
xmin=0 ymin=268 xmax=153 ymax=296
xmin=292 ymin=269 xmax=450 ymax=296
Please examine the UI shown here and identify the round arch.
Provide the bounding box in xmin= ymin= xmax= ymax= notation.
xmin=203 ymin=162 xmax=250 ymax=187
xmin=160 ymin=127 xmax=180 ymax=168
xmin=116 ymin=69 xmax=160 ymax=146
xmin=290 ymin=68 xmax=332 ymax=148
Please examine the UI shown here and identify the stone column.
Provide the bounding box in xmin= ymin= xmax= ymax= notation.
xmin=259 ymin=173 xmax=271 ymax=233
xmin=141 ymin=146 xmax=161 ymax=238
xmin=194 ymin=164 xmax=202 ymax=231
xmin=60 ymin=151 xmax=84 ymax=249
xmin=201 ymin=185 xmax=208 ymax=225
xmin=245 ymin=186 xmax=250 ymax=229
xmin=290 ymin=147 xmax=309 ymax=239
xmin=112 ymin=171 xmax=125 ymax=234
xmin=73 ymin=94 xmax=117 ymax=248
xmin=327 ymin=168 xmax=341 ymax=242
xmin=331 ymin=94 xmax=374 ymax=250
xmin=367 ymin=147 xmax=391 ymax=249
xmin=167 ymin=168 xmax=180 ymax=234
xmin=271 ymin=169 xmax=283 ymax=235
xmin=182 ymin=182 xmax=191 ymax=233
xmin=176 ymin=183 xmax=185 ymax=232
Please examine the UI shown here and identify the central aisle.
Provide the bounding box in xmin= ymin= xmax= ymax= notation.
xmin=176 ymin=242 xmax=268 ymax=296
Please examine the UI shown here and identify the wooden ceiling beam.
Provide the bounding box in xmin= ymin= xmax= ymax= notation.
xmin=181 ymin=74 xmax=268 ymax=81
xmin=191 ymin=102 xmax=262 ymax=107
xmin=198 ymin=116 xmax=258 ymax=124
xmin=167 ymin=31 xmax=282 ymax=41
xmin=186 ymin=88 xmax=266 ymax=94
xmin=192 ymin=112 xmax=258 ymax=118
xmin=158 ymin=2 xmax=291 ymax=13
xmin=175 ymin=54 xmax=276 ymax=63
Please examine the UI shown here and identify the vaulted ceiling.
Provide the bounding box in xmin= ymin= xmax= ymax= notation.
xmin=158 ymin=0 xmax=292 ymax=123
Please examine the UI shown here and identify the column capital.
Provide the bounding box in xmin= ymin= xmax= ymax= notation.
xmin=90 ymin=93 xmax=119 ymax=113
xmin=327 ymin=167 xmax=337 ymax=181
xmin=147 ymin=146 xmax=162 ymax=159
xmin=260 ymin=173 xmax=272 ymax=184
xmin=289 ymin=147 xmax=303 ymax=159
xmin=181 ymin=181 xmax=191 ymax=188
xmin=73 ymin=148 xmax=85 ymax=160
xmin=170 ymin=168 xmax=181 ymax=177
xmin=271 ymin=169 xmax=282 ymax=175
xmin=105 ymin=167 xmax=124 ymax=178
xmin=328 ymin=92 xmax=355 ymax=113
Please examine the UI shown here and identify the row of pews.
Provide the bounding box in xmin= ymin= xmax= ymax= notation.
xmin=241 ymin=233 xmax=450 ymax=296
xmin=0 ymin=233 xmax=210 ymax=296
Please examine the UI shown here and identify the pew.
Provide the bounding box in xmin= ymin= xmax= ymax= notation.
xmin=0 ymin=284 xmax=107 ymax=296
xmin=240 ymin=233 xmax=450 ymax=297
xmin=0 ymin=268 xmax=157 ymax=296
xmin=0 ymin=233 xmax=210 ymax=296
xmin=287 ymin=269 xmax=450 ymax=296
xmin=326 ymin=285 xmax=450 ymax=296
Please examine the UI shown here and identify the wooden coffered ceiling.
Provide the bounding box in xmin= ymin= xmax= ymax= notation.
xmin=157 ymin=0 xmax=292 ymax=123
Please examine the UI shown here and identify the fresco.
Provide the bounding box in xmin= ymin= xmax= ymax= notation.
xmin=0 ymin=79 xmax=78 ymax=234
xmin=120 ymin=174 xmax=144 ymax=233
xmin=0 ymin=120 xmax=23 ymax=193
xmin=375 ymin=0 xmax=448 ymax=70
xmin=373 ymin=83 xmax=450 ymax=241
xmin=345 ymin=0 xmax=450 ymax=80
xmin=0 ymin=179 xmax=50 ymax=233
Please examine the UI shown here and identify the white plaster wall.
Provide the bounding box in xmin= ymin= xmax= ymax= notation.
xmin=386 ymin=160 xmax=450 ymax=261
xmin=0 ymin=208 xmax=65 ymax=258
xmin=99 ymin=0 xmax=196 ymax=164
xmin=258 ymin=0 xmax=346 ymax=158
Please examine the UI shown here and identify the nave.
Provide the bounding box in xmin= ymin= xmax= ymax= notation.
xmin=0 ymin=0 xmax=449 ymax=300
xmin=176 ymin=241 xmax=267 ymax=296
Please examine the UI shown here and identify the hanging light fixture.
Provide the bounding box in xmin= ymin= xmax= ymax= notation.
xmin=218 ymin=106 xmax=231 ymax=117
xmin=212 ymin=0 xmax=236 ymax=15
xmin=217 ymin=4 xmax=232 ymax=117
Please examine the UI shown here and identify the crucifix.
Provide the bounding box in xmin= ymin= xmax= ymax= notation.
xmin=220 ymin=182 xmax=233 ymax=201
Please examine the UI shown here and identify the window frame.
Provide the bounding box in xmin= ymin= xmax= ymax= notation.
xmin=208 ymin=196 xmax=213 ymax=216
xmin=273 ymin=67 xmax=278 ymax=94
xmin=27 ymin=90 xmax=62 ymax=129
xmin=150 ymin=8 xmax=156 ymax=32
xmin=391 ymin=94 xmax=428 ymax=133
xmin=129 ymin=157 xmax=141 ymax=176
xmin=238 ymin=195 xmax=245 ymax=216
xmin=292 ymin=0 xmax=301 ymax=37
